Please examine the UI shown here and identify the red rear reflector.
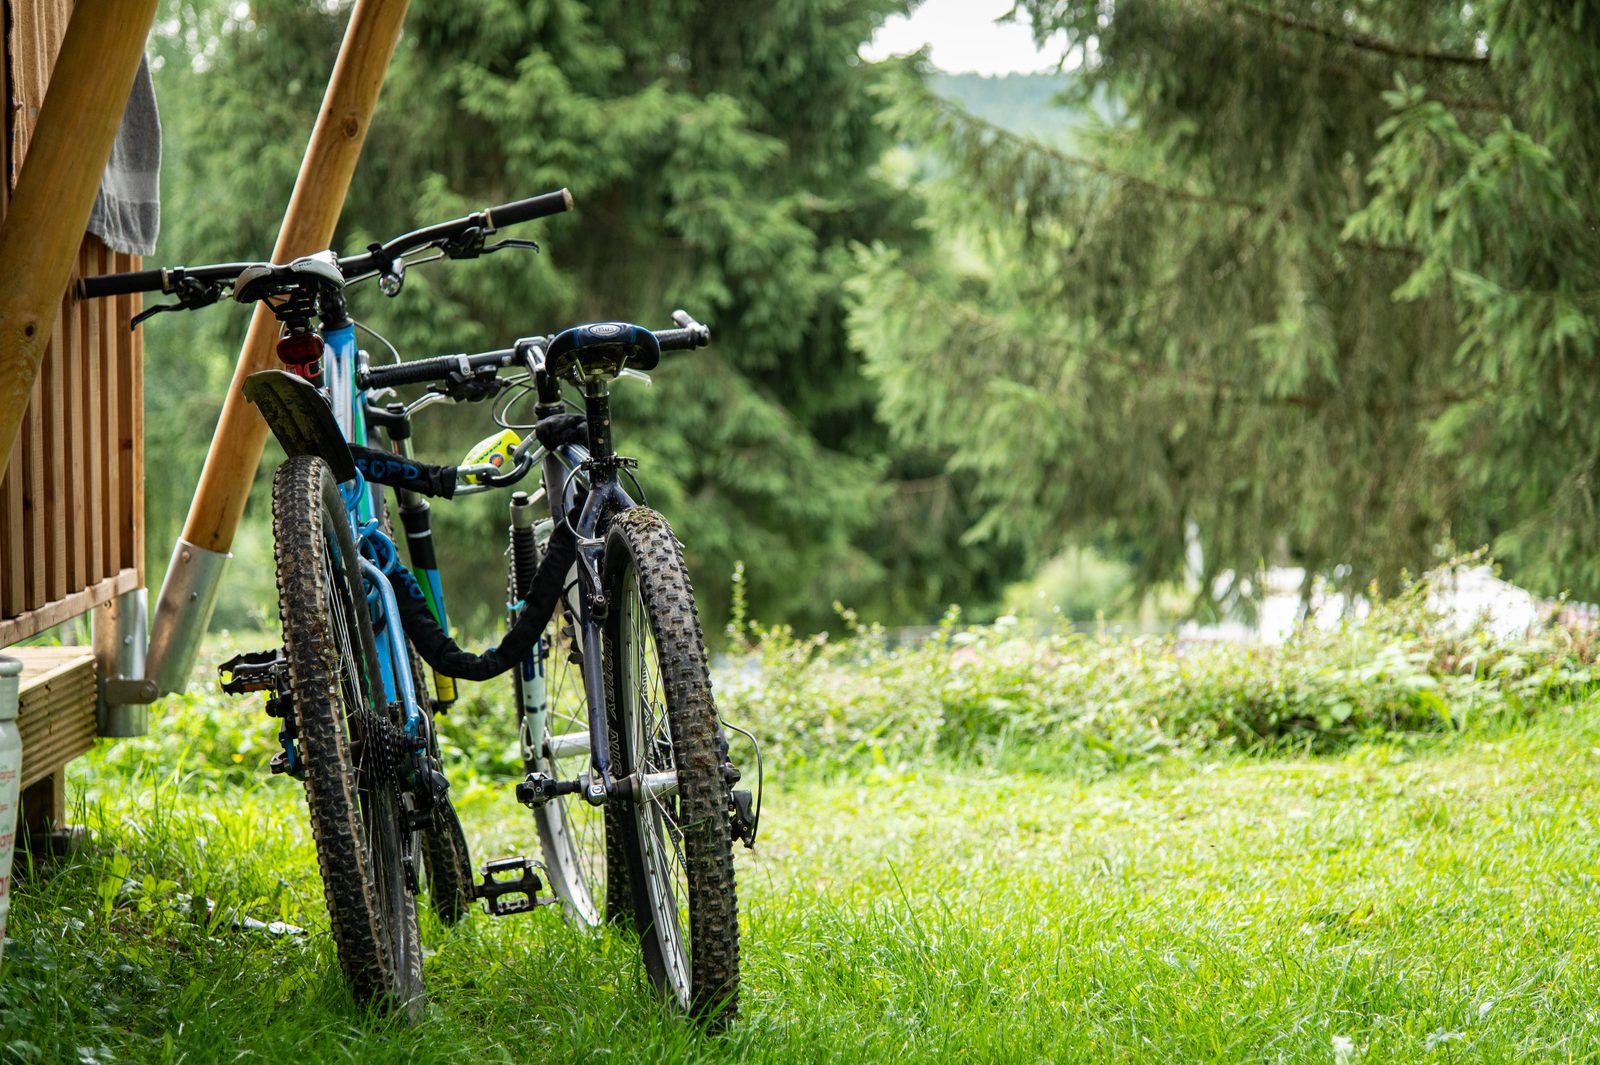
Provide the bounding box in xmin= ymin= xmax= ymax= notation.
xmin=277 ymin=331 xmax=324 ymax=368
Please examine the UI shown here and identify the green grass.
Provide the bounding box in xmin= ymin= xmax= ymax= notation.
xmin=8 ymin=686 xmax=1600 ymax=1062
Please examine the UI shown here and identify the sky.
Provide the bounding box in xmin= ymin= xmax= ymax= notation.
xmin=860 ymin=0 xmax=1068 ymax=76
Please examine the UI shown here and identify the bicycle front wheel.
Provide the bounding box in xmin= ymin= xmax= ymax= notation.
xmin=274 ymin=455 xmax=423 ymax=1018
xmin=603 ymin=507 xmax=739 ymax=1022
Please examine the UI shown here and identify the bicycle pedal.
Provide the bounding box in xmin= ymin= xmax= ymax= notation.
xmin=514 ymin=772 xmax=582 ymax=809
xmin=473 ymin=856 xmax=557 ymax=917
xmin=268 ymin=747 xmax=305 ymax=781
xmin=219 ymin=648 xmax=288 ymax=697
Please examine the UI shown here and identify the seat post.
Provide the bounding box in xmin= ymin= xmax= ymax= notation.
xmin=582 ymin=377 xmax=615 ymax=475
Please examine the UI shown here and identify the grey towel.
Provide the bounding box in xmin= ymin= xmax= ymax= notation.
xmin=87 ymin=55 xmax=160 ymax=256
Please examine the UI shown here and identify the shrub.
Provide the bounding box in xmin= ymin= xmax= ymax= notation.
xmin=718 ymin=575 xmax=1600 ymax=776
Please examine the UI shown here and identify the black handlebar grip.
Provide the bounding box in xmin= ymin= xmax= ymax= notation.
xmin=79 ymin=269 xmax=165 ymax=299
xmin=655 ymin=327 xmax=705 ymax=352
xmin=485 ymin=188 xmax=573 ymax=230
xmin=362 ymin=353 xmax=473 ymax=390
xmin=360 ymin=349 xmax=515 ymax=391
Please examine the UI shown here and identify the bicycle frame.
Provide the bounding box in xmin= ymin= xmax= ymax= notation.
xmin=319 ymin=311 xmax=429 ymax=745
xmin=539 ymin=380 xmax=639 ymax=802
xmin=317 ymin=304 xmax=640 ymax=805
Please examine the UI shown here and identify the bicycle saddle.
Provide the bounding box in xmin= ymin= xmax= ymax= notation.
xmin=544 ymin=322 xmax=661 ymax=378
xmin=233 ymin=251 xmax=345 ymax=305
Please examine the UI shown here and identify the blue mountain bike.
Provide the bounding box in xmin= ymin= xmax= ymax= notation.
xmin=81 ymin=190 xmax=757 ymax=1024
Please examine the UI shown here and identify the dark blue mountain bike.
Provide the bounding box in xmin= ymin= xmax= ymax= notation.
xmin=81 ymin=191 xmax=757 ymax=1024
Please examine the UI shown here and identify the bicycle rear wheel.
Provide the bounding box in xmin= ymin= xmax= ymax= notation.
xmin=274 ymin=455 xmax=423 ymax=1018
xmin=603 ymin=507 xmax=739 ymax=1023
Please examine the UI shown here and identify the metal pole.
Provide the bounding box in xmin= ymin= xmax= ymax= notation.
xmin=146 ymin=0 xmax=411 ymax=693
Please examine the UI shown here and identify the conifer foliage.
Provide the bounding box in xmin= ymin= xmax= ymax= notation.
xmin=149 ymin=0 xmax=1004 ymax=629
xmin=852 ymin=2 xmax=1599 ymax=599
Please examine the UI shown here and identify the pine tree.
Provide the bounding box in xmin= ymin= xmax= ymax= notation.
xmin=147 ymin=0 xmax=1019 ymax=631
xmin=852 ymin=2 xmax=1600 ymax=600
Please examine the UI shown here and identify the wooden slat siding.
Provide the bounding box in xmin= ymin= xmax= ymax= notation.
xmin=0 ymin=567 xmax=136 ymax=647
xmin=97 ymin=240 xmax=117 ymax=577
xmin=0 ymin=461 xmax=20 ymax=617
xmin=21 ymin=355 xmax=44 ymax=605
xmin=42 ymin=285 xmax=67 ymax=603
xmin=64 ymin=248 xmax=86 ymax=590
xmin=7 ymin=0 xmax=66 ymax=175
xmin=0 ymin=0 xmax=147 ymax=640
xmin=114 ymin=251 xmax=140 ymax=576
xmin=82 ymin=255 xmax=102 ymax=585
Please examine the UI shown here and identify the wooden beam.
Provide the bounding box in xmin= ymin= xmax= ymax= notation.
xmin=0 ymin=567 xmax=138 ymax=648
xmin=179 ymin=0 xmax=410 ymax=553
xmin=0 ymin=0 xmax=160 ymax=475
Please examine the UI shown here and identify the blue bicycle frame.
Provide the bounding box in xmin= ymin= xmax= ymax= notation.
xmin=321 ymin=321 xmax=428 ymax=745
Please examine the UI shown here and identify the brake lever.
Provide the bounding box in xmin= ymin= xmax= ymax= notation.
xmin=429 ymin=366 xmax=510 ymax=403
xmin=440 ymin=225 xmax=487 ymax=260
xmin=482 ymin=237 xmax=541 ymax=256
xmin=130 ymin=278 xmax=226 ymax=328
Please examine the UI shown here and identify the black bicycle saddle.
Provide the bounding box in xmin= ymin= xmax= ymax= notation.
xmin=544 ymin=322 xmax=661 ymax=378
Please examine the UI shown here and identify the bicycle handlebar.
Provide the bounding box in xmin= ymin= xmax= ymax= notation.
xmin=76 ymin=187 xmax=574 ymax=300
xmin=359 ymin=312 xmax=711 ymax=393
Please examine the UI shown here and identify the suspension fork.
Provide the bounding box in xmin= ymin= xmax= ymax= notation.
xmin=570 ymin=377 xmax=633 ymax=804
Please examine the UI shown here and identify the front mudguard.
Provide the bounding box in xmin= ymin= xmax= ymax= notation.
xmin=242 ymin=369 xmax=356 ymax=482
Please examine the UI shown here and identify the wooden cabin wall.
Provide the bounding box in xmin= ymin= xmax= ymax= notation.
xmin=0 ymin=0 xmax=145 ymax=647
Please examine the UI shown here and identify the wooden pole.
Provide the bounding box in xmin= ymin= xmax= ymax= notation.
xmin=0 ymin=0 xmax=160 ymax=475
xmin=180 ymin=0 xmax=410 ymax=552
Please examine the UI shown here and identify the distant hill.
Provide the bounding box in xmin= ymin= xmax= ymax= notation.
xmin=929 ymin=71 xmax=1114 ymax=146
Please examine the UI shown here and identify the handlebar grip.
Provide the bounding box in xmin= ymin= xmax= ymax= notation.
xmin=80 ymin=269 xmax=165 ymax=299
xmin=485 ymin=188 xmax=573 ymax=230
xmin=656 ymin=327 xmax=708 ymax=352
xmin=360 ymin=349 xmax=515 ymax=391
xmin=657 ymin=310 xmax=711 ymax=352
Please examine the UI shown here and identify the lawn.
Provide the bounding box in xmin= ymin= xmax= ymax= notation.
xmin=6 ymin=660 xmax=1600 ymax=1063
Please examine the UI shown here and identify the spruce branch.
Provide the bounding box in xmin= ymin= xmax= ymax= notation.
xmin=1221 ymin=1 xmax=1490 ymax=67
xmin=918 ymin=89 xmax=1260 ymax=213
xmin=916 ymin=88 xmax=1420 ymax=258
xmin=939 ymin=299 xmax=1464 ymax=415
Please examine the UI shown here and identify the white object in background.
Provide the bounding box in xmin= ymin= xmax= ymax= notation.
xmin=1429 ymin=565 xmax=1539 ymax=640
xmin=0 ymin=656 xmax=23 ymax=969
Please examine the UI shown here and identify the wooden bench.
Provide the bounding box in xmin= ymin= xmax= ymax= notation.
xmin=9 ymin=646 xmax=97 ymax=837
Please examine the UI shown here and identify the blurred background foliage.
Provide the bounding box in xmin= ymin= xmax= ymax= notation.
xmin=139 ymin=0 xmax=1598 ymax=639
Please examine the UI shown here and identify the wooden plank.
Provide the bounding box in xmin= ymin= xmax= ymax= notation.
xmin=0 ymin=566 xmax=137 ymax=647
xmin=65 ymin=238 xmax=86 ymax=590
xmin=129 ymin=270 xmax=144 ymax=579
xmin=20 ymin=349 xmax=44 ymax=609
xmin=42 ymin=285 xmax=67 ymax=603
xmin=112 ymin=249 xmax=138 ymax=572
xmin=97 ymin=240 xmax=117 ymax=577
xmin=82 ymin=250 xmax=102 ymax=584
xmin=19 ymin=773 xmax=66 ymax=836
xmin=12 ymin=645 xmax=98 ymax=790
xmin=8 ymin=0 xmax=67 ymax=173
xmin=0 ymin=458 xmax=22 ymax=616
